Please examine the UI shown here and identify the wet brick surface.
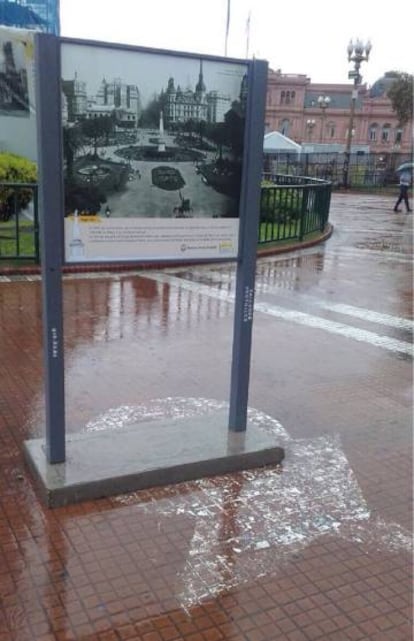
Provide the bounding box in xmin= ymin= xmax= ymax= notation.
xmin=0 ymin=193 xmax=412 ymax=640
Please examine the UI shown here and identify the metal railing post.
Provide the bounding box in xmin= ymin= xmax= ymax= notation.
xmin=299 ymin=186 xmax=307 ymax=242
xmin=33 ymin=185 xmax=40 ymax=263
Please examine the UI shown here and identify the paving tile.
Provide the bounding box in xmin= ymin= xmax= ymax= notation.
xmin=0 ymin=193 xmax=412 ymax=641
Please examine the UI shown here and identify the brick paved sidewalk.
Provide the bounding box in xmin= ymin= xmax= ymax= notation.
xmin=0 ymin=193 xmax=412 ymax=641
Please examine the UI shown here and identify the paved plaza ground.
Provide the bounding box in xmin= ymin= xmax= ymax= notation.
xmin=88 ymin=130 xmax=235 ymax=218
xmin=0 ymin=192 xmax=412 ymax=640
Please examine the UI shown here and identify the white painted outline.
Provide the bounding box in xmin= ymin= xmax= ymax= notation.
xmin=87 ymin=398 xmax=412 ymax=610
xmin=144 ymin=271 xmax=413 ymax=356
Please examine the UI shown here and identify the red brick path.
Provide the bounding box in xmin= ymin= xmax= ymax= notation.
xmin=0 ymin=193 xmax=412 ymax=640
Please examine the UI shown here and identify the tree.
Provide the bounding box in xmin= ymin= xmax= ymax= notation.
xmin=224 ymin=106 xmax=245 ymax=159
xmin=198 ymin=119 xmax=207 ymax=146
xmin=62 ymin=125 xmax=82 ymax=178
xmin=64 ymin=182 xmax=106 ymax=216
xmin=184 ymin=118 xmax=197 ymax=143
xmin=80 ymin=116 xmax=114 ymax=157
xmin=207 ymin=123 xmax=228 ymax=161
xmin=387 ymin=72 xmax=413 ymax=126
xmin=139 ymin=96 xmax=162 ymax=128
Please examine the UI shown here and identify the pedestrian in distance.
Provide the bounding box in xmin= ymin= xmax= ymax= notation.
xmin=393 ymin=169 xmax=412 ymax=213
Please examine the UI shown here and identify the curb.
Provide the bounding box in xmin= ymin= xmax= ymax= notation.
xmin=257 ymin=223 xmax=333 ymax=257
xmin=0 ymin=224 xmax=334 ymax=277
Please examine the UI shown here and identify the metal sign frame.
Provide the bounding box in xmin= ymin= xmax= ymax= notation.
xmin=35 ymin=33 xmax=267 ymax=463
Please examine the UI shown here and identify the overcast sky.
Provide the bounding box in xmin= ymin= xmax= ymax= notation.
xmin=61 ymin=42 xmax=247 ymax=106
xmin=60 ymin=0 xmax=413 ymax=88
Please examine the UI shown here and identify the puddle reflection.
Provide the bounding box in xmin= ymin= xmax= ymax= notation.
xmin=63 ymin=272 xmax=234 ymax=349
xmin=256 ymin=251 xmax=325 ymax=293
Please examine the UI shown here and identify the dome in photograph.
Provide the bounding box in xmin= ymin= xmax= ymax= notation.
xmin=369 ymin=72 xmax=400 ymax=98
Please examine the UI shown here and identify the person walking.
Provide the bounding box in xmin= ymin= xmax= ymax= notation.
xmin=393 ymin=169 xmax=412 ymax=213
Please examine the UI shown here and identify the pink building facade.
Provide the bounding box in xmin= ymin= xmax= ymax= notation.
xmin=265 ymin=69 xmax=413 ymax=155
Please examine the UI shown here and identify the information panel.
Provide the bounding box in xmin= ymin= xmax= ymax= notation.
xmin=60 ymin=41 xmax=248 ymax=262
xmin=34 ymin=34 xmax=268 ymax=462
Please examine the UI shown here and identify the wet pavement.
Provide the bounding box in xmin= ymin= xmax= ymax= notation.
xmin=0 ymin=192 xmax=412 ymax=640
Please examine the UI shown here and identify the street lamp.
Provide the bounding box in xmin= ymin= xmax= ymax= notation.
xmin=305 ymin=120 xmax=316 ymax=176
xmin=317 ymin=95 xmax=331 ymax=143
xmin=306 ymin=118 xmax=316 ymax=141
xmin=343 ymin=38 xmax=371 ymax=188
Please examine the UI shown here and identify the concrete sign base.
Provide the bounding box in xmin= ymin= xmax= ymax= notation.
xmin=24 ymin=410 xmax=285 ymax=508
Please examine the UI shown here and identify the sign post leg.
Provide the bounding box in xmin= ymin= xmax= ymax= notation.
xmin=35 ymin=34 xmax=66 ymax=463
xmin=228 ymin=59 xmax=268 ymax=433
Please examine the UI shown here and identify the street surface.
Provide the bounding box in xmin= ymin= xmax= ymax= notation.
xmin=0 ymin=192 xmax=412 ymax=640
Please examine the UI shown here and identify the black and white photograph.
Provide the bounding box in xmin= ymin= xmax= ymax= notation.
xmin=61 ymin=41 xmax=248 ymax=222
xmin=0 ymin=26 xmax=32 ymax=116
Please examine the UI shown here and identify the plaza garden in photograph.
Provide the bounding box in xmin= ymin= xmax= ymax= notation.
xmin=60 ymin=45 xmax=248 ymax=221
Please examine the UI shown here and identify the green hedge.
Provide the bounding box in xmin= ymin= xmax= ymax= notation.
xmin=0 ymin=152 xmax=37 ymax=221
xmin=260 ymin=186 xmax=302 ymax=223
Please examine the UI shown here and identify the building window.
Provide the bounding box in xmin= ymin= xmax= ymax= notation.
xmin=382 ymin=124 xmax=390 ymax=142
xmin=369 ymin=124 xmax=378 ymax=141
xmin=280 ymin=119 xmax=290 ymax=136
xmin=395 ymin=129 xmax=402 ymax=144
xmin=280 ymin=91 xmax=285 ymax=105
xmin=328 ymin=122 xmax=335 ymax=138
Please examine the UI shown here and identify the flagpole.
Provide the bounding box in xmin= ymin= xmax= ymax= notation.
xmin=225 ymin=0 xmax=230 ymax=56
xmin=245 ymin=11 xmax=251 ymax=58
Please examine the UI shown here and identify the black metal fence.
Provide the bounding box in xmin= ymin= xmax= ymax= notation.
xmin=1 ymin=175 xmax=331 ymax=262
xmin=264 ymin=151 xmax=410 ymax=188
xmin=0 ymin=183 xmax=39 ymax=262
xmin=260 ymin=174 xmax=331 ymax=245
